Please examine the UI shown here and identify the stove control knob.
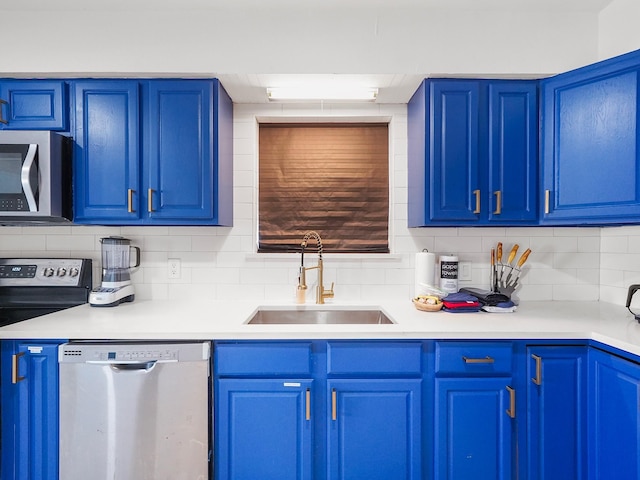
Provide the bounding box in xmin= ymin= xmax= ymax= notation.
xmin=57 ymin=267 xmax=67 ymax=277
xmin=43 ymin=267 xmax=55 ymax=277
xmin=69 ymin=267 xmax=80 ymax=277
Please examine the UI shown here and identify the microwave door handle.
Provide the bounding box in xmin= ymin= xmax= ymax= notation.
xmin=20 ymin=144 xmax=38 ymax=212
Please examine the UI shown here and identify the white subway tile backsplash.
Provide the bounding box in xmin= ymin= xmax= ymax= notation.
xmin=0 ymin=234 xmax=46 ymax=251
xmin=577 ymin=236 xmax=600 ymax=253
xmin=530 ymin=236 xmax=578 ymax=253
xmin=143 ymin=235 xmax=192 ymax=252
xmin=554 ymin=252 xmax=599 ymax=269
xmin=600 ymin=235 xmax=628 ymax=253
xmin=46 ymin=234 xmax=95 ymax=252
xmin=553 ymin=284 xmax=599 ymax=301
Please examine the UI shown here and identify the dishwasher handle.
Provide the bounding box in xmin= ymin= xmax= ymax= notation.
xmin=85 ymin=360 xmax=159 ymax=371
xmin=110 ymin=361 xmax=157 ymax=371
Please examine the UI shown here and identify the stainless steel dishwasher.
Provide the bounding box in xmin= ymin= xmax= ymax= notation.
xmin=58 ymin=341 xmax=211 ymax=480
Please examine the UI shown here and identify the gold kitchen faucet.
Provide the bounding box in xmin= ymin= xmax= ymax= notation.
xmin=298 ymin=231 xmax=335 ymax=304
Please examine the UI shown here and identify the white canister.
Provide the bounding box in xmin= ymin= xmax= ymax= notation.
xmin=439 ymin=255 xmax=459 ymax=294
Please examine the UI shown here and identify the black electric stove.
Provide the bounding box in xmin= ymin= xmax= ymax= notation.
xmin=0 ymin=258 xmax=93 ymax=327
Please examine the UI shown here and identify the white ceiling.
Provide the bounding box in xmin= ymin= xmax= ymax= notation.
xmin=0 ymin=0 xmax=615 ymax=11
xmin=1 ymin=0 xmax=616 ymax=103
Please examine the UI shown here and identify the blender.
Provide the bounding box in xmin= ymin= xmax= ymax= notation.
xmin=89 ymin=236 xmax=141 ymax=307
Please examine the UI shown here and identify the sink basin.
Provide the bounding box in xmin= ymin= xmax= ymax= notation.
xmin=247 ymin=309 xmax=395 ymax=325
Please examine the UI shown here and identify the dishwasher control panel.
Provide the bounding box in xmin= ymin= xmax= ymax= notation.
xmin=58 ymin=342 xmax=210 ymax=363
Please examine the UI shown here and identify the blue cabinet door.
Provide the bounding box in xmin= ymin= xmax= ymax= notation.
xmin=72 ymin=80 xmax=140 ymax=222
xmin=526 ymin=346 xmax=587 ymax=480
xmin=541 ymin=50 xmax=640 ymax=224
xmin=408 ymin=79 xmax=538 ymax=226
xmin=0 ymin=80 xmax=68 ymax=130
xmin=144 ymin=80 xmax=214 ymax=222
xmin=588 ymin=348 xmax=640 ymax=480
xmin=327 ymin=379 xmax=422 ymax=480
xmin=488 ymin=82 xmax=538 ymax=223
xmin=215 ymin=378 xmax=314 ymax=480
xmin=1 ymin=341 xmax=62 ymax=480
xmin=430 ymin=80 xmax=481 ymax=222
xmin=434 ymin=377 xmax=514 ymax=480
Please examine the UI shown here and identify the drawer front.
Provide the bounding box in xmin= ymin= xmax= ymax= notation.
xmin=327 ymin=341 xmax=423 ymax=376
xmin=215 ymin=342 xmax=312 ymax=377
xmin=435 ymin=341 xmax=513 ymax=376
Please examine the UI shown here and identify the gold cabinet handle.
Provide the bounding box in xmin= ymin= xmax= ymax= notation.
xmin=331 ymin=388 xmax=337 ymax=421
xmin=463 ymin=356 xmax=495 ymax=364
xmin=305 ymin=388 xmax=311 ymax=421
xmin=532 ymin=354 xmax=542 ymax=386
xmin=473 ymin=189 xmax=481 ymax=214
xmin=545 ymin=190 xmax=551 ymax=214
xmin=148 ymin=188 xmax=154 ymax=212
xmin=493 ymin=190 xmax=502 ymax=215
xmin=0 ymin=99 xmax=8 ymax=124
xmin=12 ymin=352 xmax=25 ymax=384
xmin=506 ymin=386 xmax=516 ymax=418
xmin=127 ymin=189 xmax=135 ymax=213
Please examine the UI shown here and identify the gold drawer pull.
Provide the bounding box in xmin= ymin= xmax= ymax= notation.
xmin=493 ymin=190 xmax=502 ymax=215
xmin=12 ymin=352 xmax=25 ymax=384
xmin=545 ymin=189 xmax=551 ymax=214
xmin=462 ymin=356 xmax=495 ymax=364
xmin=473 ymin=189 xmax=481 ymax=214
xmin=331 ymin=388 xmax=337 ymax=421
xmin=532 ymin=354 xmax=542 ymax=385
xmin=506 ymin=386 xmax=516 ymax=418
xmin=305 ymin=388 xmax=311 ymax=421
xmin=127 ymin=189 xmax=135 ymax=213
xmin=0 ymin=99 xmax=8 ymax=124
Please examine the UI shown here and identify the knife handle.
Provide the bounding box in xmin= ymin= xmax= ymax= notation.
xmin=497 ymin=243 xmax=503 ymax=263
xmin=507 ymin=244 xmax=519 ymax=265
xmin=516 ymin=248 xmax=531 ymax=267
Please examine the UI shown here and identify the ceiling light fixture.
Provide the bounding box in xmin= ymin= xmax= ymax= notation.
xmin=266 ymin=86 xmax=378 ymax=102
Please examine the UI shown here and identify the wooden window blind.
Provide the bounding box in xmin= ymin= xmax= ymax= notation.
xmin=258 ymin=123 xmax=389 ymax=253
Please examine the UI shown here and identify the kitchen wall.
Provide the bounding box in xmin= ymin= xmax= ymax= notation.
xmin=599 ymin=0 xmax=640 ymax=60
xmin=1 ymin=0 xmax=640 ymax=307
xmin=0 ymin=101 xmax=605 ymax=306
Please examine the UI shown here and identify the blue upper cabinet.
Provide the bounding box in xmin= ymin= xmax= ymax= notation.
xmin=73 ymin=78 xmax=233 ymax=226
xmin=0 ymin=80 xmax=68 ymax=130
xmin=73 ymin=80 xmax=141 ymax=222
xmin=541 ymin=50 xmax=640 ymax=224
xmin=408 ymin=79 xmax=538 ymax=226
xmin=143 ymin=80 xmax=232 ymax=224
xmin=488 ymin=83 xmax=538 ymax=223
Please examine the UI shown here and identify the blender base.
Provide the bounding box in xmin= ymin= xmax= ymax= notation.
xmin=89 ymin=284 xmax=135 ymax=307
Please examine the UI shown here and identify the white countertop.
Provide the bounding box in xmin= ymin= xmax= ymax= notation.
xmin=2 ymin=299 xmax=640 ymax=357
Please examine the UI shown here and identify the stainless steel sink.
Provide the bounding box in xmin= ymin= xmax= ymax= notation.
xmin=247 ymin=309 xmax=394 ymax=325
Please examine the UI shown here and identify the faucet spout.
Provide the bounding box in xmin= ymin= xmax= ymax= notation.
xmin=298 ymin=231 xmax=334 ymax=304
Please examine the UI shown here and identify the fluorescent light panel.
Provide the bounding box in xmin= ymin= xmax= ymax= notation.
xmin=267 ymin=86 xmax=378 ymax=101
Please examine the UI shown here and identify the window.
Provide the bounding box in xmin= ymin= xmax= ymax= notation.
xmin=258 ymin=123 xmax=389 ymax=253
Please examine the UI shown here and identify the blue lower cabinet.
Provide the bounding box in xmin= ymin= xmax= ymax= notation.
xmin=434 ymin=377 xmax=515 ymax=480
xmin=1 ymin=340 xmax=63 ymax=480
xmin=327 ymin=379 xmax=422 ymax=480
xmin=526 ymin=346 xmax=587 ymax=480
xmin=588 ymin=347 xmax=640 ymax=480
xmin=215 ymin=378 xmax=314 ymax=480
xmin=214 ymin=340 xmax=424 ymax=480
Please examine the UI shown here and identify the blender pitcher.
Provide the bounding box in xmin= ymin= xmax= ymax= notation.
xmin=89 ymin=236 xmax=141 ymax=307
xmin=100 ymin=236 xmax=141 ymax=286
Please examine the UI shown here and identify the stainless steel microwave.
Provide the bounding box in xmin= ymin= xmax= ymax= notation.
xmin=0 ymin=131 xmax=72 ymax=224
